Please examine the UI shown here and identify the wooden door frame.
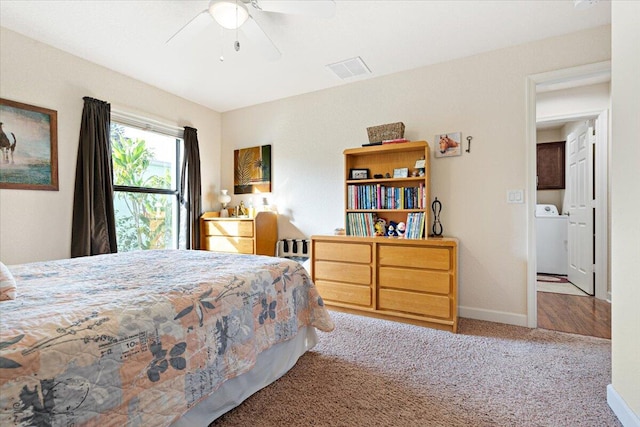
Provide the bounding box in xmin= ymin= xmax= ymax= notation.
xmin=525 ymin=61 xmax=611 ymax=328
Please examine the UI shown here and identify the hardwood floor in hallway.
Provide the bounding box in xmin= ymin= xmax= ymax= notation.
xmin=537 ymin=291 xmax=611 ymax=339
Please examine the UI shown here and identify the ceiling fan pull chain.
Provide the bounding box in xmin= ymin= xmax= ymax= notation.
xmin=235 ymin=0 xmax=241 ymax=52
xmin=219 ymin=26 xmax=225 ymax=62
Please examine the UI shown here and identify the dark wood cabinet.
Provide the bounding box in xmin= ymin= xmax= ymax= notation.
xmin=537 ymin=141 xmax=566 ymax=190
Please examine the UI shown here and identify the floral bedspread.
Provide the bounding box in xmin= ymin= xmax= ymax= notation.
xmin=0 ymin=250 xmax=334 ymax=426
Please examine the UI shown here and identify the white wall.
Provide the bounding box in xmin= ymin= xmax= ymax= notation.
xmin=610 ymin=0 xmax=640 ymax=423
xmin=536 ymin=128 xmax=563 ymax=144
xmin=537 ymin=82 xmax=610 ymax=120
xmin=221 ymin=25 xmax=611 ymax=325
xmin=0 ymin=28 xmax=222 ymax=265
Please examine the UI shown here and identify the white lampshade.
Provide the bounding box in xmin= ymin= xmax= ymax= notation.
xmin=209 ymin=0 xmax=249 ymax=30
xmin=219 ymin=189 xmax=231 ymax=207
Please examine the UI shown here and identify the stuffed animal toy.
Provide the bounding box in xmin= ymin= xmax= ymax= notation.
xmin=374 ymin=218 xmax=387 ymax=236
xmin=386 ymin=221 xmax=398 ymax=237
xmin=396 ymin=221 xmax=406 ymax=238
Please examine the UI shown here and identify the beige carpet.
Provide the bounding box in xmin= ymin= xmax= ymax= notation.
xmin=210 ymin=312 xmax=620 ymax=426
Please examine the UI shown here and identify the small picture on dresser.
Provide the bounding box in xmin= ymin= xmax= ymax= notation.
xmin=234 ymin=144 xmax=271 ymax=194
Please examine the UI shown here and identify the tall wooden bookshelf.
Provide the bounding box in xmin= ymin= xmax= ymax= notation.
xmin=311 ymin=140 xmax=459 ymax=332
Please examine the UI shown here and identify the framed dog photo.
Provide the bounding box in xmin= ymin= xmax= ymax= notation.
xmin=349 ymin=168 xmax=370 ymax=180
xmin=435 ymin=132 xmax=462 ymax=158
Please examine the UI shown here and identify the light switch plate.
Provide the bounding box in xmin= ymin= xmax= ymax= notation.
xmin=507 ymin=189 xmax=524 ymax=204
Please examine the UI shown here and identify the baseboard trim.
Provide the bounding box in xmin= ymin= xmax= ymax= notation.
xmin=459 ymin=306 xmax=528 ymax=327
xmin=607 ymin=384 xmax=640 ymax=427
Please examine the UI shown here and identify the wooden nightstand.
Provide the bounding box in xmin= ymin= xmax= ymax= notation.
xmin=200 ymin=211 xmax=278 ymax=256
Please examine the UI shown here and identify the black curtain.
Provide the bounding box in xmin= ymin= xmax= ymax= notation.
xmin=70 ymin=97 xmax=117 ymax=257
xmin=180 ymin=126 xmax=202 ymax=249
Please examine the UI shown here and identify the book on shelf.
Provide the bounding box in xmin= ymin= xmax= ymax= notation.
xmin=346 ymin=212 xmax=376 ymax=237
xmin=348 ymin=183 xmax=426 ymax=210
xmin=405 ymin=212 xmax=426 ymax=239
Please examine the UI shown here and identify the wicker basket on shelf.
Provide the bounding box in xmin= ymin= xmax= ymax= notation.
xmin=366 ymin=122 xmax=405 ymax=143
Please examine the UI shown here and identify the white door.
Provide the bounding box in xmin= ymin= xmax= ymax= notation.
xmin=566 ymin=122 xmax=594 ymax=295
xmin=593 ymin=110 xmax=609 ymax=300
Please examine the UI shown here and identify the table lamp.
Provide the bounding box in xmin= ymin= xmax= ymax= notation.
xmin=219 ymin=189 xmax=231 ymax=217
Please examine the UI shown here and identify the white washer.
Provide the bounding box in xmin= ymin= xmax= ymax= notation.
xmin=536 ymin=204 xmax=568 ymax=275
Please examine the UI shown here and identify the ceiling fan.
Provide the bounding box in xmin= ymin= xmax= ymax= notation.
xmin=167 ymin=0 xmax=336 ymax=61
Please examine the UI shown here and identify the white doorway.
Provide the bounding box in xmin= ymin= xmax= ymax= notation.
xmin=526 ymin=61 xmax=611 ymax=328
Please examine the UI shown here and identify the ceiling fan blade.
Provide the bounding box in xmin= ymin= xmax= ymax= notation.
xmin=252 ymin=0 xmax=336 ymax=18
xmin=241 ymin=15 xmax=281 ymax=61
xmin=166 ymin=9 xmax=211 ymax=45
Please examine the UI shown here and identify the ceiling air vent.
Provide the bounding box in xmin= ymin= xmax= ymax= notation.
xmin=327 ymin=56 xmax=371 ymax=80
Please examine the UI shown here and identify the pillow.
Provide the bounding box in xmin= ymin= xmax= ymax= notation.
xmin=0 ymin=261 xmax=16 ymax=301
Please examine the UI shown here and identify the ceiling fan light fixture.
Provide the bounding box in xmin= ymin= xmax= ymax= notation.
xmin=209 ymin=0 xmax=249 ymax=30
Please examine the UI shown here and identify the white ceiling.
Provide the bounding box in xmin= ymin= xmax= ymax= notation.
xmin=0 ymin=0 xmax=611 ymax=113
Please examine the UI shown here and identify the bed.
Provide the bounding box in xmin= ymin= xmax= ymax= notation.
xmin=0 ymin=249 xmax=334 ymax=426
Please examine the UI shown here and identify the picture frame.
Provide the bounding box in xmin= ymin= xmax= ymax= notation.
xmin=435 ymin=132 xmax=462 ymax=158
xmin=0 ymin=98 xmax=58 ymax=190
xmin=349 ymin=168 xmax=370 ymax=180
xmin=234 ymin=144 xmax=271 ymax=194
xmin=393 ymin=167 xmax=409 ymax=178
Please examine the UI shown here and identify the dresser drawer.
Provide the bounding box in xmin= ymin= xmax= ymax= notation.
xmin=315 ymin=280 xmax=372 ymax=307
xmin=203 ymin=220 xmax=254 ymax=238
xmin=378 ymin=289 xmax=450 ymax=318
xmin=379 ymin=267 xmax=450 ymax=294
xmin=203 ymin=236 xmax=254 ymax=254
xmin=314 ymin=260 xmax=371 ymax=285
xmin=314 ymin=241 xmax=371 ymax=263
xmin=379 ymin=245 xmax=450 ymax=270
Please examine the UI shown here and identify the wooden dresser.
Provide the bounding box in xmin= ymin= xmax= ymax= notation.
xmin=311 ymin=235 xmax=458 ymax=332
xmin=200 ymin=211 xmax=278 ymax=256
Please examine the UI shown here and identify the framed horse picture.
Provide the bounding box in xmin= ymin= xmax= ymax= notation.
xmin=434 ymin=132 xmax=462 ymax=158
xmin=0 ymin=98 xmax=58 ymax=190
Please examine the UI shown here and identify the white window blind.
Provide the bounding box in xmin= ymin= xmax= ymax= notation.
xmin=111 ymin=109 xmax=183 ymax=139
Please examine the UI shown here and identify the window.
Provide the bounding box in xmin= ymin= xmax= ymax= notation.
xmin=110 ymin=117 xmax=184 ymax=252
